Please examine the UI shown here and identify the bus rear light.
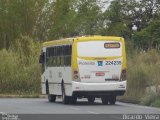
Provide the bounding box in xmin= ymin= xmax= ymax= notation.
xmin=73 ymin=70 xmax=81 ymax=81
xmin=74 ymin=70 xmax=78 ymax=74
xmin=121 ymin=69 xmax=126 ymax=81
xmin=74 ymin=75 xmax=79 ymax=79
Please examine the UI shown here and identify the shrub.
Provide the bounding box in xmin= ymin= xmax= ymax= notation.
xmin=151 ymin=98 xmax=160 ymax=107
xmin=0 ymin=36 xmax=41 ymax=94
xmin=126 ymin=49 xmax=160 ymax=100
xmin=140 ymin=92 xmax=159 ymax=106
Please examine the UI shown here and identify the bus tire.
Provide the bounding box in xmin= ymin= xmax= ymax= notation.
xmin=61 ymin=83 xmax=70 ymax=104
xmin=46 ymin=80 xmax=49 ymax=94
xmin=71 ymin=95 xmax=77 ymax=104
xmin=101 ymin=96 xmax=109 ymax=105
xmin=109 ymin=95 xmax=116 ymax=105
xmin=88 ymin=96 xmax=95 ymax=104
xmin=48 ymin=94 xmax=56 ymax=102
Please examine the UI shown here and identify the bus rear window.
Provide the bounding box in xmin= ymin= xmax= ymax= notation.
xmin=77 ymin=41 xmax=122 ymax=57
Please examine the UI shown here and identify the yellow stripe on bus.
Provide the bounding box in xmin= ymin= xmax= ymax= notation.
xmin=78 ymin=56 xmax=122 ymax=61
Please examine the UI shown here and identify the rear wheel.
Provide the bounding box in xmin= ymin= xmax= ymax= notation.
xmin=70 ymin=95 xmax=77 ymax=104
xmin=109 ymin=95 xmax=116 ymax=105
xmin=88 ymin=96 xmax=95 ymax=104
xmin=101 ymin=96 xmax=109 ymax=105
xmin=61 ymin=83 xmax=70 ymax=104
xmin=48 ymin=94 xmax=56 ymax=102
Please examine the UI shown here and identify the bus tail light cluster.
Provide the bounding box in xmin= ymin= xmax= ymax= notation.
xmin=121 ymin=69 xmax=126 ymax=81
xmin=73 ymin=70 xmax=80 ymax=82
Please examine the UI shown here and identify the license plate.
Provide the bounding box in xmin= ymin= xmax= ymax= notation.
xmin=96 ymin=72 xmax=105 ymax=76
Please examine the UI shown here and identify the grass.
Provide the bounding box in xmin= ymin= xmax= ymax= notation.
xmin=140 ymin=92 xmax=160 ymax=107
xmin=140 ymin=92 xmax=158 ymax=106
xmin=151 ymin=99 xmax=160 ymax=107
xmin=0 ymin=36 xmax=41 ymax=95
xmin=124 ymin=48 xmax=160 ymax=107
xmin=126 ymin=49 xmax=160 ymax=96
xmin=0 ymin=94 xmax=42 ymax=98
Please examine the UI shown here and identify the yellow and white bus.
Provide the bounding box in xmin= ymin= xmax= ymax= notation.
xmin=39 ymin=36 xmax=127 ymax=104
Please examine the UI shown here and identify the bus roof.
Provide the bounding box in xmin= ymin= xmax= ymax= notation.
xmin=42 ymin=36 xmax=124 ymax=47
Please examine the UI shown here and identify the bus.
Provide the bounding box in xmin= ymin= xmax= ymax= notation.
xmin=39 ymin=36 xmax=127 ymax=104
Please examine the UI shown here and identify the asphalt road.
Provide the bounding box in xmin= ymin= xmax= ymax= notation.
xmin=0 ymin=98 xmax=160 ymax=114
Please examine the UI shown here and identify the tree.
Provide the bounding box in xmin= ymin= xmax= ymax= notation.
xmin=133 ymin=20 xmax=160 ymax=50
xmin=102 ymin=0 xmax=130 ymax=38
xmin=46 ymin=0 xmax=103 ymax=40
xmin=48 ymin=0 xmax=77 ymax=39
xmin=74 ymin=0 xmax=103 ymax=35
xmin=102 ymin=0 xmax=160 ymax=40
xmin=0 ymin=0 xmax=47 ymax=49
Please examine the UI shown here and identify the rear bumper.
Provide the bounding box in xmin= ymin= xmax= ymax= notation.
xmin=73 ymin=90 xmax=125 ymax=97
xmin=72 ymin=81 xmax=126 ymax=91
xmin=72 ymin=81 xmax=126 ymax=96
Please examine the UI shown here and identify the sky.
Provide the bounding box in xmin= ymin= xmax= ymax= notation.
xmin=97 ymin=0 xmax=112 ymax=12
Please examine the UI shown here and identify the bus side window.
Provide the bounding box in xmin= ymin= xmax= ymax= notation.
xmin=53 ymin=47 xmax=56 ymax=67
xmin=57 ymin=46 xmax=61 ymax=66
xmin=48 ymin=47 xmax=51 ymax=57
xmin=46 ymin=48 xmax=49 ymax=66
xmin=39 ymin=51 xmax=45 ymax=73
xmin=69 ymin=45 xmax=72 ymax=55
xmin=63 ymin=45 xmax=66 ymax=66
xmin=51 ymin=47 xmax=54 ymax=67
xmin=59 ymin=46 xmax=62 ymax=66
xmin=68 ymin=45 xmax=72 ymax=66
xmin=39 ymin=51 xmax=45 ymax=64
xmin=63 ymin=46 xmax=65 ymax=66
xmin=64 ymin=45 xmax=72 ymax=66
xmin=64 ymin=45 xmax=67 ymax=66
xmin=48 ymin=48 xmax=52 ymax=66
xmin=60 ymin=46 xmax=64 ymax=66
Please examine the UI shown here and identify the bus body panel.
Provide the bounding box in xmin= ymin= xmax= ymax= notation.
xmin=77 ymin=57 xmax=123 ymax=83
xmin=41 ymin=40 xmax=73 ymax=95
xmin=72 ymin=81 xmax=126 ymax=91
xmin=71 ymin=36 xmax=126 ymax=96
xmin=42 ymin=67 xmax=73 ymax=95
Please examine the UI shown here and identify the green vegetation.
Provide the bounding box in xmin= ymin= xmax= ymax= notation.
xmin=126 ymin=49 xmax=160 ymax=100
xmin=0 ymin=36 xmax=41 ymax=94
xmin=140 ymin=92 xmax=160 ymax=107
xmin=0 ymin=0 xmax=160 ymax=106
xmin=151 ymin=98 xmax=160 ymax=107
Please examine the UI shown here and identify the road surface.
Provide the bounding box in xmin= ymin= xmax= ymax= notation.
xmin=0 ymin=98 xmax=160 ymax=114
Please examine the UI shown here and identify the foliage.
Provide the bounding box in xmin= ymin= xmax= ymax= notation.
xmin=126 ymin=49 xmax=160 ymax=99
xmin=1 ymin=0 xmax=160 ymax=48
xmin=151 ymin=98 xmax=160 ymax=107
xmin=0 ymin=36 xmax=41 ymax=94
xmin=133 ymin=20 xmax=160 ymax=50
xmin=140 ymin=92 xmax=160 ymax=106
xmin=102 ymin=0 xmax=130 ymax=37
xmin=0 ymin=0 xmax=47 ymax=48
xmin=46 ymin=0 xmax=103 ymax=39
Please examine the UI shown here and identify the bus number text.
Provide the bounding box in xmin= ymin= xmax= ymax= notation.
xmin=106 ymin=61 xmax=122 ymax=65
